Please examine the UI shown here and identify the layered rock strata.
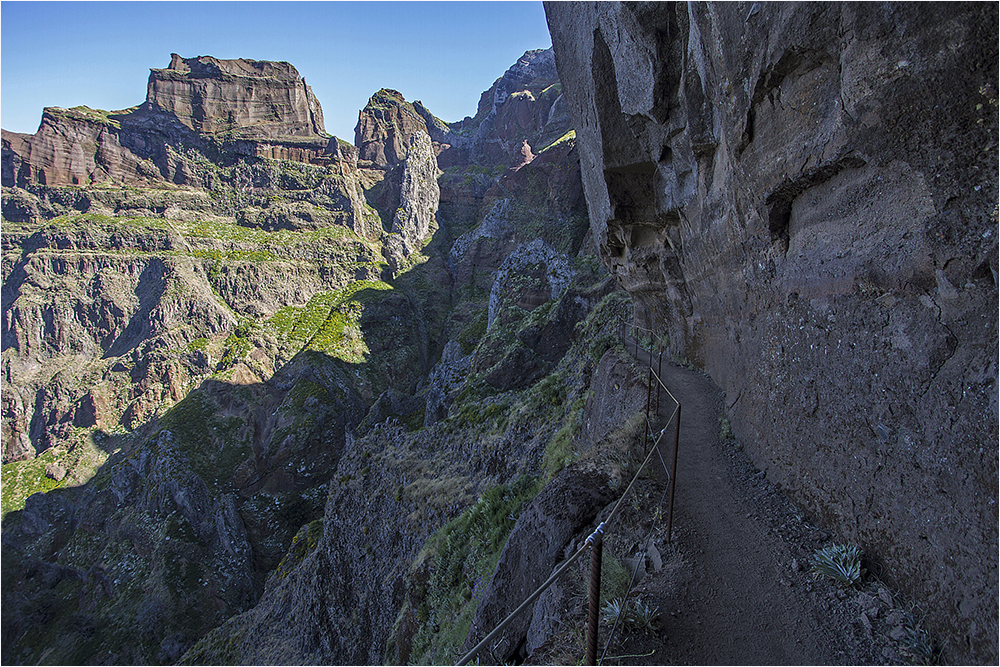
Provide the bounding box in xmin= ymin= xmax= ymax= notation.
xmin=545 ymin=2 xmax=998 ymax=662
xmin=2 ymin=46 xmax=597 ymax=666
xmin=147 ymin=54 xmax=325 ymax=138
xmin=2 ymin=54 xmax=332 ymax=189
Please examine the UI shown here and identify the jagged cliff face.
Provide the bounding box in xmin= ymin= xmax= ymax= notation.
xmin=355 ymin=50 xmax=573 ymax=172
xmin=1 ymin=47 xmax=602 ymax=666
xmin=3 ymin=54 xmax=331 ymax=190
xmin=147 ymin=54 xmax=325 ymax=138
xmin=545 ymin=2 xmax=998 ymax=662
xmin=354 ymin=89 xmax=431 ymax=167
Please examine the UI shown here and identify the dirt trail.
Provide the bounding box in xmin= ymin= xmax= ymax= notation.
xmin=614 ymin=338 xmax=902 ymax=665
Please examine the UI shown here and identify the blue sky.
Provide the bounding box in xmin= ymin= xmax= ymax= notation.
xmin=0 ymin=1 xmax=552 ymax=140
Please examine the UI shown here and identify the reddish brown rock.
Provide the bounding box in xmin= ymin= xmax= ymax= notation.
xmin=147 ymin=54 xmax=325 ymax=138
xmin=2 ymin=54 xmax=334 ymax=189
xmin=72 ymin=389 xmax=109 ymax=429
xmin=510 ymin=139 xmax=535 ymax=171
xmin=354 ymin=89 xmax=433 ymax=167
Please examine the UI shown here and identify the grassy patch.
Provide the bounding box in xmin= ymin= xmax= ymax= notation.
xmin=457 ymin=309 xmax=489 ymax=355
xmin=450 ymin=399 xmax=510 ymax=431
xmin=191 ymin=248 xmax=276 ymax=263
xmin=51 ymin=105 xmax=122 ymax=129
xmin=186 ymin=337 xmax=210 ymax=352
xmin=537 ymin=129 xmax=576 ymax=153
xmin=408 ymin=475 xmax=542 ymax=664
xmin=268 ymin=280 xmax=394 ymax=362
xmin=1 ymin=434 xmax=108 ymax=520
xmin=272 ymin=519 xmax=323 ymax=579
xmin=574 ymin=289 xmax=630 ymax=361
xmin=1 ymin=450 xmax=67 ymax=520
xmin=542 ymin=393 xmax=588 ymax=479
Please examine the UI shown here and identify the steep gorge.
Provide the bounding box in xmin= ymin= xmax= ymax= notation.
xmin=2 ymin=48 xmax=613 ymax=666
xmin=1 ymin=5 xmax=997 ymax=665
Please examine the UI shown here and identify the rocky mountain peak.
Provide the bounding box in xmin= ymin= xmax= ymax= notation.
xmin=476 ymin=48 xmax=558 ymax=119
xmin=1 ymin=53 xmax=339 ymax=189
xmin=146 ymin=53 xmax=325 ymax=138
xmin=354 ymin=88 xmax=429 ymax=167
xmin=163 ymin=53 xmax=303 ymax=81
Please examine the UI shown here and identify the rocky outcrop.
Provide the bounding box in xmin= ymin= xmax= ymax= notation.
xmin=355 ymin=89 xmax=436 ymax=167
xmin=545 ymin=2 xmax=998 ymax=662
xmin=353 ymin=49 xmax=572 ymax=173
xmin=447 ymin=136 xmax=588 ymax=295
xmin=3 ymin=107 xmax=173 ymax=188
xmin=1 ymin=231 xmax=233 ymax=461
xmin=2 ymin=54 xmax=337 ymax=190
xmin=148 ymin=54 xmax=325 ymax=138
xmin=460 ymin=465 xmax=615 ymax=663
xmin=1 ymin=45 xmax=594 ymax=666
xmin=457 ymin=48 xmax=569 ymax=167
xmin=0 ymin=209 xmax=393 ymax=463
xmin=2 ymin=428 xmax=259 ymax=665
xmin=383 ymin=132 xmax=441 ymax=271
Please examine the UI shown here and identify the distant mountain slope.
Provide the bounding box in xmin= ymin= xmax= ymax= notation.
xmin=1 ymin=47 xmax=605 ymax=665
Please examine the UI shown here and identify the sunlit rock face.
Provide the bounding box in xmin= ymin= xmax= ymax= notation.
xmin=1 ymin=54 xmax=332 ymax=189
xmin=147 ymin=53 xmax=326 ymax=138
xmin=545 ymin=2 xmax=998 ymax=662
xmin=383 ymin=131 xmax=442 ymax=271
xmin=355 ymin=89 xmax=432 ymax=168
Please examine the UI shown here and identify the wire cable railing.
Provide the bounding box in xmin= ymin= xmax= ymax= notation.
xmin=456 ymin=311 xmax=683 ymax=666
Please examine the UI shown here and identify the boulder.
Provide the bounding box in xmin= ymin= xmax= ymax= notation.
xmin=460 ymin=465 xmax=615 ymax=664
xmin=44 ymin=463 xmax=67 ymax=482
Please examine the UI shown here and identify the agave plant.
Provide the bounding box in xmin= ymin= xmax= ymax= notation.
xmin=626 ymin=598 xmax=661 ymax=633
xmin=601 ymin=597 xmax=626 ymax=625
xmin=899 ymin=614 xmax=936 ymax=664
xmin=810 ymin=543 xmax=866 ymax=586
xmin=601 ymin=597 xmax=661 ymax=634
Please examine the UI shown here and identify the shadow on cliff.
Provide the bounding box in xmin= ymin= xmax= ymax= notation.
xmin=0 ymin=219 xmax=462 ymax=664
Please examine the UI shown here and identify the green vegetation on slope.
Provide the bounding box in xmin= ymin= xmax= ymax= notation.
xmin=1 ymin=433 xmax=108 ymax=520
xmin=404 ymin=476 xmax=543 ymax=665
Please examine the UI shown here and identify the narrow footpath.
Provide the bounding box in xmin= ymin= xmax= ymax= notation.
xmin=614 ymin=337 xmax=908 ymax=665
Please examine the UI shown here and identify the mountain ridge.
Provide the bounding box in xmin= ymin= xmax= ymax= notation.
xmin=1 ymin=46 xmax=603 ymax=665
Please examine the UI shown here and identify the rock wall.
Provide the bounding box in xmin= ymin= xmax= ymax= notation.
xmin=544 ymin=2 xmax=998 ymax=662
xmin=2 ymin=54 xmax=335 ymax=190
xmin=147 ymin=54 xmax=325 ymax=138
xmin=355 ymin=89 xmax=433 ymax=167
xmin=384 ymin=132 xmax=441 ymax=271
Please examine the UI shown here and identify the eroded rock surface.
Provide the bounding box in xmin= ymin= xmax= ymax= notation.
xmin=147 ymin=54 xmax=325 ymax=138
xmin=2 ymin=46 xmax=596 ymax=667
xmin=461 ymin=465 xmax=615 ymax=664
xmin=545 ymin=2 xmax=998 ymax=661
xmin=2 ymin=54 xmax=334 ymax=190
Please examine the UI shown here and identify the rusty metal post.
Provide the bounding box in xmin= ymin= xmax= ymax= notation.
xmin=586 ymin=531 xmax=603 ymax=665
xmin=657 ymin=348 xmax=663 ymax=411
xmin=666 ymin=403 xmax=681 ymax=543
xmin=645 ymin=367 xmax=653 ymax=451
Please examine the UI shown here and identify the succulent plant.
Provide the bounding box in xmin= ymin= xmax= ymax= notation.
xmin=810 ymin=543 xmax=866 ymax=587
